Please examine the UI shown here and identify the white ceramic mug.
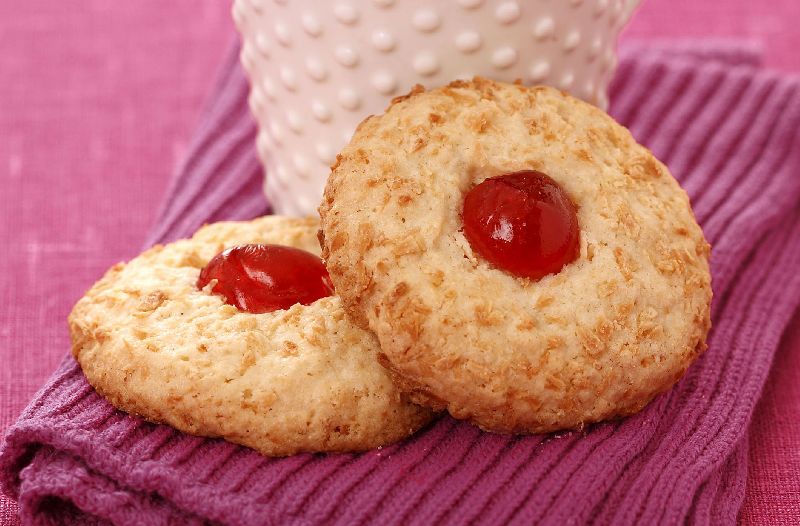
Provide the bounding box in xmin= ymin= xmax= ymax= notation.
xmin=233 ymin=0 xmax=640 ymax=216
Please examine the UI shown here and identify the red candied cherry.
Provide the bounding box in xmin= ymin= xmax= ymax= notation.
xmin=462 ymin=170 xmax=580 ymax=280
xmin=197 ymin=244 xmax=334 ymax=314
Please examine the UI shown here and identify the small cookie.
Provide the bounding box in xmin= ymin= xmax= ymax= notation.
xmin=319 ymin=79 xmax=712 ymax=434
xmin=69 ymin=216 xmax=433 ymax=456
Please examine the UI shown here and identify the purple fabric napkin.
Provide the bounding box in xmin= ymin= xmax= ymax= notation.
xmin=2 ymin=42 xmax=800 ymax=525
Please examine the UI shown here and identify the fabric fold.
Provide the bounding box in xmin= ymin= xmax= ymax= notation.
xmin=2 ymin=42 xmax=799 ymax=525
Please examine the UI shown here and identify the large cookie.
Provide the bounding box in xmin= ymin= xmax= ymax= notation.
xmin=319 ymin=79 xmax=712 ymax=434
xmin=69 ymin=216 xmax=433 ymax=456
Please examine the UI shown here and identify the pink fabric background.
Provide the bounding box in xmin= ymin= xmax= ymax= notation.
xmin=1 ymin=1 xmax=797 ymax=524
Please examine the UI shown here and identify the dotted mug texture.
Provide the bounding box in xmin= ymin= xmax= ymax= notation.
xmin=233 ymin=0 xmax=640 ymax=216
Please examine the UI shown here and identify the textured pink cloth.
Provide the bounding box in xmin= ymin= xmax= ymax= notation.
xmin=0 ymin=2 xmax=231 ymax=523
xmin=622 ymin=0 xmax=800 ymax=72
xmin=741 ymin=311 xmax=800 ymax=524
xmin=1 ymin=42 xmax=800 ymax=525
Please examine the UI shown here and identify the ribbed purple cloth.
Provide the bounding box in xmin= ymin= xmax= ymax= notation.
xmin=2 ymin=42 xmax=800 ymax=525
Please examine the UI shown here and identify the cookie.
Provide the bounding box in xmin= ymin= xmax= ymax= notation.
xmin=69 ymin=216 xmax=433 ymax=456
xmin=319 ymin=79 xmax=712 ymax=434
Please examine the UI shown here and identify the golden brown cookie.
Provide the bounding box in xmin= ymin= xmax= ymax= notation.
xmin=69 ymin=216 xmax=433 ymax=456
xmin=319 ymin=78 xmax=712 ymax=434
